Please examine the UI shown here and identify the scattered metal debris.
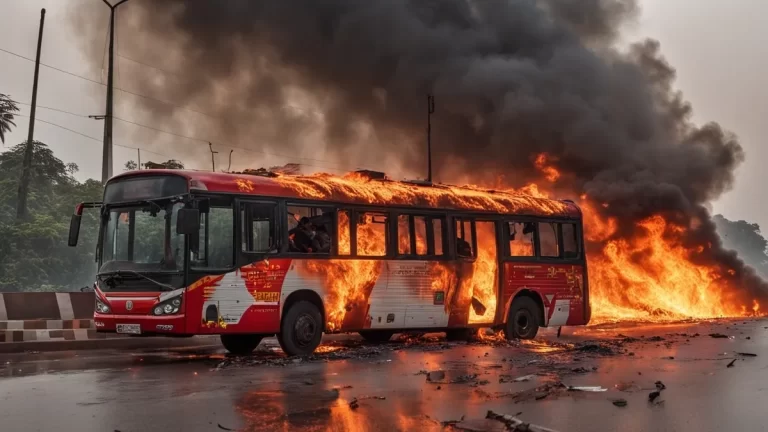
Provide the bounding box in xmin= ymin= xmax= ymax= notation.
xmin=648 ymin=390 xmax=661 ymax=402
xmin=709 ymin=333 xmax=729 ymax=339
xmin=612 ymin=398 xmax=628 ymax=407
xmin=513 ymin=374 xmax=537 ymax=382
xmin=217 ymin=424 xmax=235 ymax=431
xmin=486 ymin=410 xmax=561 ymax=432
xmin=655 ymin=381 xmax=666 ymax=390
xmin=727 ymin=359 xmax=737 ymax=368
xmin=736 ymin=352 xmax=757 ymax=357
xmin=568 ymin=386 xmax=607 ymax=392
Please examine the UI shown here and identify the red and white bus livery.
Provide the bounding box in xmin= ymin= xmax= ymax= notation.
xmin=69 ymin=169 xmax=590 ymax=355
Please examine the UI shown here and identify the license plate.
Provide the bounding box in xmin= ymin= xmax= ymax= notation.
xmin=116 ymin=324 xmax=141 ymax=334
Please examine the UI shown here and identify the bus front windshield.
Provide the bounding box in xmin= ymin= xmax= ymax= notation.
xmin=100 ymin=201 xmax=184 ymax=273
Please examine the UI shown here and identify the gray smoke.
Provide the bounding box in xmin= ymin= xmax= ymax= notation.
xmin=71 ymin=0 xmax=767 ymax=303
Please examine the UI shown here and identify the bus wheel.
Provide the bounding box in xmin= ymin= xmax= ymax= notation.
xmin=220 ymin=334 xmax=263 ymax=355
xmin=278 ymin=300 xmax=323 ymax=356
xmin=504 ymin=297 xmax=540 ymax=340
xmin=359 ymin=330 xmax=395 ymax=343
xmin=445 ymin=328 xmax=475 ymax=341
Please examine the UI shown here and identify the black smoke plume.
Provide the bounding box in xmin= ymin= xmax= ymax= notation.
xmin=71 ymin=0 xmax=767 ymax=307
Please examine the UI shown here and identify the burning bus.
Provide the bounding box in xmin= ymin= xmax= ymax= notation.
xmin=68 ymin=169 xmax=589 ymax=356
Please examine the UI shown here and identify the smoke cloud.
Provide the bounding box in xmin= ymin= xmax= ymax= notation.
xmin=71 ymin=0 xmax=767 ymax=306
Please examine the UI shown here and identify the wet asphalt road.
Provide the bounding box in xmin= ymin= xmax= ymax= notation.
xmin=1 ymin=320 xmax=767 ymax=432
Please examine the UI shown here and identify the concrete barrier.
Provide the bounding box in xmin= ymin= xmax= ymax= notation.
xmin=0 ymin=292 xmax=118 ymax=344
xmin=0 ymin=292 xmax=218 ymax=352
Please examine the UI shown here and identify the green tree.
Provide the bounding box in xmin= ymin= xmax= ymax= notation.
xmin=714 ymin=214 xmax=768 ymax=279
xmin=0 ymin=141 xmax=102 ymax=291
xmin=0 ymin=94 xmax=19 ymax=144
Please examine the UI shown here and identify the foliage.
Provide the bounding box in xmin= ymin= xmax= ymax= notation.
xmin=0 ymin=94 xmax=20 ymax=144
xmin=0 ymin=141 xmax=102 ymax=291
xmin=714 ymin=214 xmax=768 ymax=279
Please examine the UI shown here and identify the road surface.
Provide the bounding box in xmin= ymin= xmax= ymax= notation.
xmin=1 ymin=319 xmax=766 ymax=431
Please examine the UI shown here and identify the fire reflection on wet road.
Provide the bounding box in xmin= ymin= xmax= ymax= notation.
xmin=1 ymin=320 xmax=767 ymax=432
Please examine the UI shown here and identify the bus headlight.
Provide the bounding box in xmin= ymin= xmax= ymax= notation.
xmin=95 ymin=297 xmax=111 ymax=314
xmin=152 ymin=295 xmax=182 ymax=316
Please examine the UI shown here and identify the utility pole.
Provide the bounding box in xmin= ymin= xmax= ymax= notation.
xmin=16 ymin=8 xmax=46 ymax=220
xmin=426 ymin=94 xmax=435 ymax=183
xmin=101 ymin=0 xmax=130 ymax=184
xmin=137 ymin=148 xmax=141 ymax=170
xmin=208 ymin=142 xmax=218 ymax=171
xmin=226 ymin=150 xmax=233 ymax=172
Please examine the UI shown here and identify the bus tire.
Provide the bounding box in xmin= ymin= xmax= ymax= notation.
xmin=504 ymin=297 xmax=540 ymax=340
xmin=220 ymin=334 xmax=263 ymax=355
xmin=445 ymin=328 xmax=475 ymax=341
xmin=278 ymin=300 xmax=323 ymax=356
xmin=359 ymin=330 xmax=395 ymax=343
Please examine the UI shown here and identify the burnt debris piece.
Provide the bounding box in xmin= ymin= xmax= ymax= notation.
xmin=471 ymin=297 xmax=487 ymax=316
xmin=486 ymin=410 xmax=561 ymax=432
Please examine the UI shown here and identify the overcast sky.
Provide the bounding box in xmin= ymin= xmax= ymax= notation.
xmin=1 ymin=0 xmax=767 ymax=229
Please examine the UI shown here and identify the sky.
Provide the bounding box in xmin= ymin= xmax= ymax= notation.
xmin=1 ymin=0 xmax=767 ymax=229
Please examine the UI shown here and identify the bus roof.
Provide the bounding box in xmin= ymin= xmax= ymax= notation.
xmin=109 ymin=169 xmax=582 ymax=218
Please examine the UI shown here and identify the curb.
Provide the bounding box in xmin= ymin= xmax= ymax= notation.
xmin=0 ymin=335 xmax=221 ymax=354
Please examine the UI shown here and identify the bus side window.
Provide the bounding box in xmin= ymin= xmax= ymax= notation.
xmin=538 ymin=222 xmax=559 ymax=257
xmin=508 ymin=221 xmax=534 ymax=257
xmin=240 ymin=202 xmax=278 ymax=254
xmin=356 ymin=212 xmax=388 ymax=257
xmin=562 ymin=223 xmax=579 ymax=259
xmin=397 ymin=214 xmax=446 ymax=257
xmin=455 ymin=218 xmax=474 ymax=258
xmin=287 ymin=205 xmax=333 ymax=254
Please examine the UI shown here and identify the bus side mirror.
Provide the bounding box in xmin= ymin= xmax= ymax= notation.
xmin=177 ymin=208 xmax=200 ymax=235
xmin=68 ymin=214 xmax=82 ymax=247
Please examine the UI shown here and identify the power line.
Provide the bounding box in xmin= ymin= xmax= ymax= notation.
xmin=3 ymin=45 xmax=327 ymax=122
xmin=16 ymin=101 xmax=90 ymax=118
xmin=14 ymin=113 xmax=101 ymax=142
xmin=12 ymin=113 xmax=172 ymax=160
xmin=0 ymin=46 xmax=219 ymax=120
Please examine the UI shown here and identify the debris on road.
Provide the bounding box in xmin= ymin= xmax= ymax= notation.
xmin=451 ymin=374 xmax=479 ymax=384
xmin=655 ymin=381 xmax=666 ymax=390
xmin=709 ymin=333 xmax=729 ymax=339
xmin=727 ymin=359 xmax=737 ymax=368
xmin=303 ymin=379 xmax=314 ymax=385
xmin=427 ymin=370 xmax=446 ymax=382
xmin=348 ymin=395 xmax=386 ymax=410
xmin=648 ymin=390 xmax=661 ymax=402
xmin=568 ymin=386 xmax=607 ymax=392
xmin=512 ymin=374 xmax=537 ymax=382
xmin=736 ymin=352 xmax=757 ymax=357
xmin=217 ymin=424 xmax=235 ymax=431
xmin=486 ymin=410 xmax=561 ymax=432
xmin=612 ymin=398 xmax=628 ymax=407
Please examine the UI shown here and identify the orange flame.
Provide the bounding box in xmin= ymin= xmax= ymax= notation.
xmin=534 ymin=153 xmax=560 ymax=182
xmin=273 ymin=168 xmax=760 ymax=328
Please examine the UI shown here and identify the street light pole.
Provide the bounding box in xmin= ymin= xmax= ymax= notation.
xmin=101 ymin=0 xmax=130 ymax=184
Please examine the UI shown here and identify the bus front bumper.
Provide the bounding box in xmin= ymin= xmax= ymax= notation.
xmin=94 ymin=313 xmax=187 ymax=335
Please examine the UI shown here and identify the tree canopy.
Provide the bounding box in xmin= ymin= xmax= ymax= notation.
xmin=0 ymin=141 xmax=102 ymax=291
xmin=714 ymin=214 xmax=768 ymax=279
xmin=0 ymin=94 xmax=20 ymax=144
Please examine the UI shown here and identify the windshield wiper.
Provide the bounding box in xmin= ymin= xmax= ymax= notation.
xmin=99 ymin=271 xmax=176 ymax=291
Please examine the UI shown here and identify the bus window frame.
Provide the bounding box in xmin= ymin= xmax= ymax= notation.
xmin=500 ymin=216 xmax=585 ymax=264
xmin=451 ymin=215 xmax=478 ymax=261
xmin=188 ymin=193 xmax=237 ymax=273
xmin=394 ymin=211 xmax=449 ymax=261
xmin=236 ymin=198 xmax=280 ymax=266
